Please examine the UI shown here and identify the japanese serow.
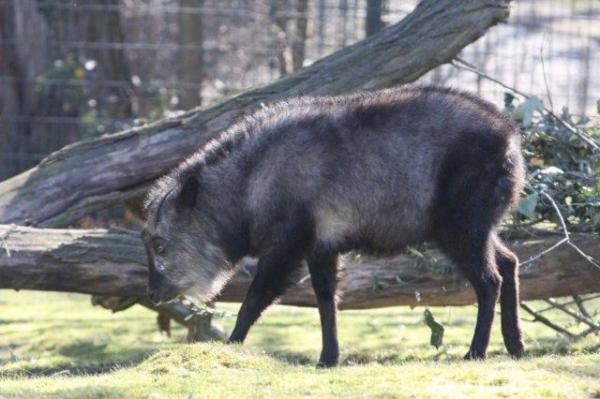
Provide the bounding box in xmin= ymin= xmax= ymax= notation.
xmin=142 ymin=86 xmax=526 ymax=367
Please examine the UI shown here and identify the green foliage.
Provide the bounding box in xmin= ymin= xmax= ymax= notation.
xmin=406 ymin=245 xmax=454 ymax=275
xmin=505 ymin=93 xmax=600 ymax=232
xmin=423 ymin=308 xmax=445 ymax=349
xmin=35 ymin=54 xmax=184 ymax=140
xmin=36 ymin=56 xmax=115 ymax=138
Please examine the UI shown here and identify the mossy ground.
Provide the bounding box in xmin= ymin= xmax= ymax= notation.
xmin=0 ymin=291 xmax=598 ymax=398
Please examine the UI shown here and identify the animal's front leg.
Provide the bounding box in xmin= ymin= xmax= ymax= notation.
xmin=228 ymin=243 xmax=305 ymax=344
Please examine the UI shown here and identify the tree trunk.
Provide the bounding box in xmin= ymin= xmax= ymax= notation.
xmin=270 ymin=0 xmax=290 ymax=76
xmin=85 ymin=0 xmax=135 ymax=118
xmin=177 ymin=0 xmax=204 ymax=108
xmin=316 ymin=0 xmax=327 ymax=54
xmin=1 ymin=225 xmax=598 ymax=309
xmin=291 ymin=0 xmax=308 ymax=71
xmin=0 ymin=0 xmax=513 ymax=227
xmin=0 ymin=1 xmax=49 ymax=179
xmin=339 ymin=0 xmax=349 ymax=46
xmin=366 ymin=0 xmax=384 ymax=37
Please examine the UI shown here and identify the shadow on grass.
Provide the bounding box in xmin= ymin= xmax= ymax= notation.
xmin=263 ymin=337 xmax=599 ymax=368
xmin=252 ymin=330 xmax=295 ymax=351
xmin=269 ymin=350 xmax=315 ymax=365
xmin=261 ymin=349 xmax=457 ymax=367
xmin=26 ymin=385 xmax=131 ymax=399
xmin=0 ymin=315 xmax=154 ymax=325
xmin=524 ymin=336 xmax=600 ymax=357
xmin=0 ymin=348 xmax=158 ymax=379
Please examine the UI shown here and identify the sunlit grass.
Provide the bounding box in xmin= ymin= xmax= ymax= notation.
xmin=0 ymin=291 xmax=598 ymax=398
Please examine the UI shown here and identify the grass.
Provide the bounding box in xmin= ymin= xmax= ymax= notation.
xmin=0 ymin=291 xmax=598 ymax=398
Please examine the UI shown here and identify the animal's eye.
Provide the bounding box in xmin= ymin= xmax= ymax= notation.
xmin=154 ymin=243 xmax=165 ymax=254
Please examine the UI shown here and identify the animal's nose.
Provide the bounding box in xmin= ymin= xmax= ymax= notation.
xmin=147 ymin=288 xmax=160 ymax=305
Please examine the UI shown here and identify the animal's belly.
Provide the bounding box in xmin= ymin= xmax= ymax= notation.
xmin=313 ymin=204 xmax=431 ymax=253
xmin=314 ymin=205 xmax=355 ymax=246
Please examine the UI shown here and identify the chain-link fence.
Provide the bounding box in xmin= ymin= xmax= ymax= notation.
xmin=1 ymin=0 xmax=598 ymax=180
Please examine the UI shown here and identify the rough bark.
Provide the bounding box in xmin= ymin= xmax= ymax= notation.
xmin=0 ymin=0 xmax=513 ymax=227
xmin=1 ymin=225 xmax=598 ymax=309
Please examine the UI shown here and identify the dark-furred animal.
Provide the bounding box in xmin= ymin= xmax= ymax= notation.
xmin=142 ymin=85 xmax=526 ymax=367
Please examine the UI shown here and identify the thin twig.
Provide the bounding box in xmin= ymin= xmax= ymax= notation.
xmin=544 ymin=299 xmax=599 ymax=330
xmin=518 ymin=190 xmax=600 ymax=336
xmin=572 ymin=295 xmax=592 ymax=319
xmin=576 ymin=325 xmax=600 ymax=339
xmin=452 ymin=57 xmax=528 ymax=97
xmin=0 ymin=224 xmax=16 ymax=258
xmin=520 ymin=237 xmax=568 ymax=269
xmin=541 ymin=191 xmax=600 ymax=271
xmin=540 ymin=32 xmax=554 ymax=112
xmin=520 ymin=302 xmax=576 ymax=338
xmin=520 ymin=192 xmax=600 ymax=271
xmin=536 ymin=294 xmax=600 ymax=313
xmin=567 ymin=241 xmax=600 ymax=269
xmin=541 ymin=192 xmax=570 ymax=240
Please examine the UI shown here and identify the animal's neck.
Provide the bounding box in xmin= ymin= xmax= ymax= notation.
xmin=201 ymin=166 xmax=250 ymax=264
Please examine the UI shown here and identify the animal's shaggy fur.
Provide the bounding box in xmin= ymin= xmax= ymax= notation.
xmin=142 ymin=85 xmax=526 ymax=366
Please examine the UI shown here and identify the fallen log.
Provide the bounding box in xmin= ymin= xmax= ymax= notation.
xmin=0 ymin=0 xmax=513 ymax=227
xmin=1 ymin=225 xmax=599 ymax=309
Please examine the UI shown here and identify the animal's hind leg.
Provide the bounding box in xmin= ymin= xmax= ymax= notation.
xmin=439 ymin=231 xmax=502 ymax=360
xmin=493 ymin=234 xmax=525 ymax=358
xmin=306 ymin=250 xmax=339 ymax=368
xmin=463 ymin=236 xmax=502 ymax=360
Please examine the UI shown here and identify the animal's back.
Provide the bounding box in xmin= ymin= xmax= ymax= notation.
xmin=240 ymin=86 xmax=522 ymax=253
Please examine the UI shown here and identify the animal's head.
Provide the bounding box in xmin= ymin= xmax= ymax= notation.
xmin=142 ymin=175 xmax=235 ymax=305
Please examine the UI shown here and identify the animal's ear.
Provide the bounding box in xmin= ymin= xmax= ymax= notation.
xmin=177 ymin=176 xmax=199 ymax=211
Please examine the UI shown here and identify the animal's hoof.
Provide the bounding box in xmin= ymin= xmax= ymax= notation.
xmin=316 ymin=360 xmax=338 ymax=369
xmin=507 ymin=344 xmax=526 ymax=359
xmin=316 ymin=354 xmax=339 ymax=368
xmin=464 ymin=350 xmax=486 ymax=360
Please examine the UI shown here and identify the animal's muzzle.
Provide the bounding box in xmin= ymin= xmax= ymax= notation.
xmin=147 ymin=282 xmax=180 ymax=305
xmin=147 ymin=287 xmax=161 ymax=305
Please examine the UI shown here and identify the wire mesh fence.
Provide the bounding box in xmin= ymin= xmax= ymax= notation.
xmin=0 ymin=0 xmax=598 ymax=180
